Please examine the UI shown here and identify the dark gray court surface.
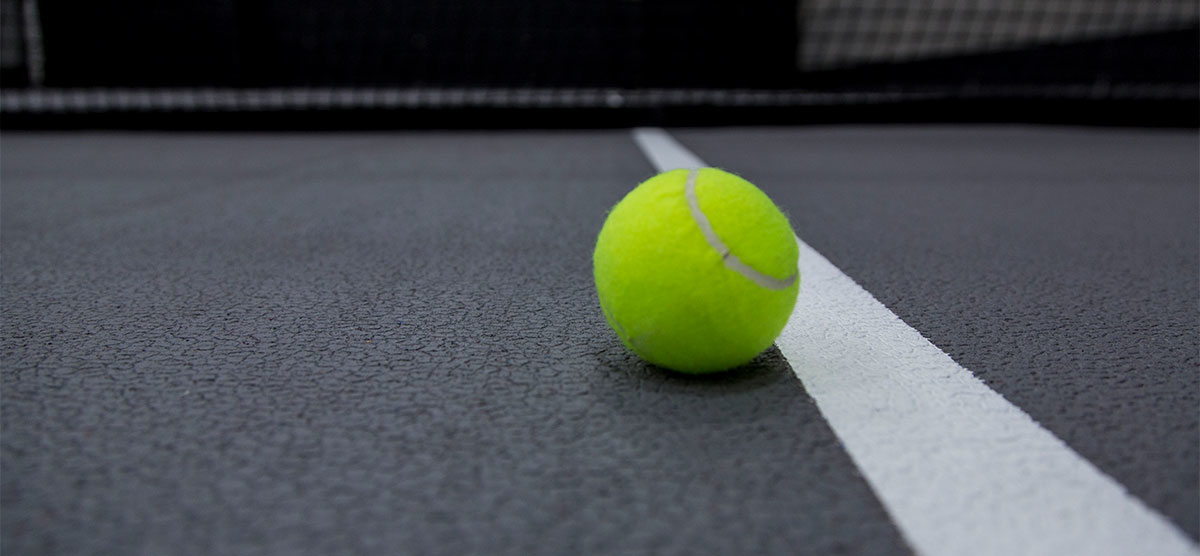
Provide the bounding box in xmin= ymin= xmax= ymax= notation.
xmin=1 ymin=127 xmax=1196 ymax=555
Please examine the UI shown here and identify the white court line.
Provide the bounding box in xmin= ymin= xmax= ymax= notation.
xmin=633 ymin=127 xmax=706 ymax=170
xmin=631 ymin=127 xmax=1199 ymax=556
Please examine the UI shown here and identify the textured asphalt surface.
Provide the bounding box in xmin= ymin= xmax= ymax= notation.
xmin=1 ymin=127 xmax=1196 ymax=555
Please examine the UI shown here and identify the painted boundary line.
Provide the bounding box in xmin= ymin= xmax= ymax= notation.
xmin=631 ymin=127 xmax=1198 ymax=556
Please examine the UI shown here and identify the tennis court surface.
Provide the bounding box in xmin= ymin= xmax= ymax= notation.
xmin=2 ymin=3 xmax=1197 ymax=555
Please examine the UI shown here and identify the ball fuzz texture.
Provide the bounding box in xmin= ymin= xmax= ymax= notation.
xmin=593 ymin=168 xmax=800 ymax=374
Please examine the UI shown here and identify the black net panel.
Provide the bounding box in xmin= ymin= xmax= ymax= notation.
xmin=800 ymin=0 xmax=1197 ymax=70
xmin=0 ymin=0 xmax=1196 ymax=124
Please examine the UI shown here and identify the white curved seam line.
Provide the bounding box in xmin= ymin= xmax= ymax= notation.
xmin=684 ymin=169 xmax=797 ymax=291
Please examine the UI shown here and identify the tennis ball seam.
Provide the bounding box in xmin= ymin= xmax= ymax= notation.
xmin=683 ymin=169 xmax=797 ymax=291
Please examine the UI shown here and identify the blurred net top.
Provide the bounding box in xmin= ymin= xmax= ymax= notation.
xmin=0 ymin=0 xmax=1196 ymax=125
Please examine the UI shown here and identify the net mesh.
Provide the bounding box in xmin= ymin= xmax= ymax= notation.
xmin=800 ymin=0 xmax=1198 ymax=70
xmin=0 ymin=0 xmax=1195 ymax=120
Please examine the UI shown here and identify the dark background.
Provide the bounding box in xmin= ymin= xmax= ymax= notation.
xmin=1 ymin=0 xmax=1197 ymax=127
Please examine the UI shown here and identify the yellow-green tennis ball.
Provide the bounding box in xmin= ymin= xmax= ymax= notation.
xmin=593 ymin=167 xmax=800 ymax=374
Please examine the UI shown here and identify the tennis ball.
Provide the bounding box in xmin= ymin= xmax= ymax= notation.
xmin=593 ymin=167 xmax=800 ymax=374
